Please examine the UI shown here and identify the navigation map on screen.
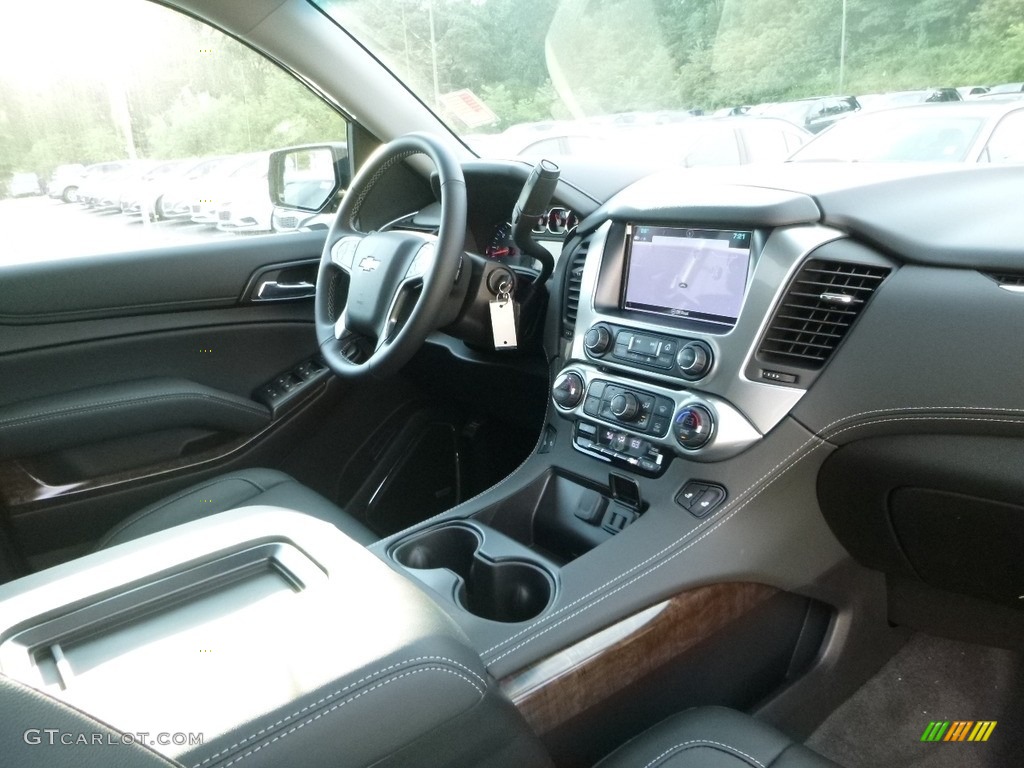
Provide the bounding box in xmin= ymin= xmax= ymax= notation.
xmin=623 ymin=226 xmax=751 ymax=325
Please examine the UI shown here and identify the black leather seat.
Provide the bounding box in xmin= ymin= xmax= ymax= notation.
xmin=596 ymin=707 xmax=840 ymax=768
xmin=96 ymin=468 xmax=377 ymax=549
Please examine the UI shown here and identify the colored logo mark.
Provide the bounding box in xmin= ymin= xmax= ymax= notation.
xmin=920 ymin=721 xmax=997 ymax=742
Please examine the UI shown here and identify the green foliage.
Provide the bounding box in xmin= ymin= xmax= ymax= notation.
xmin=0 ymin=5 xmax=346 ymax=182
xmin=1 ymin=0 xmax=1023 ymax=183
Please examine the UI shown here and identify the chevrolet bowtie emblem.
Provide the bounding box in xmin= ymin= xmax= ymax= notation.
xmin=358 ymin=255 xmax=381 ymax=272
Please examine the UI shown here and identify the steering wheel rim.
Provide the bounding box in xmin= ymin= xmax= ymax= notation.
xmin=315 ymin=132 xmax=466 ymax=380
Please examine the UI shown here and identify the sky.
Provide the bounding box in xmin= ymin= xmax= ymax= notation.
xmin=0 ymin=1 xmax=173 ymax=92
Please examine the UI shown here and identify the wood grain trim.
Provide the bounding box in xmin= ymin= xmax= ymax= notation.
xmin=499 ymin=582 xmax=779 ymax=735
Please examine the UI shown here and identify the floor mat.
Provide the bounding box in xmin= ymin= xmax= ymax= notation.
xmin=806 ymin=633 xmax=1024 ymax=767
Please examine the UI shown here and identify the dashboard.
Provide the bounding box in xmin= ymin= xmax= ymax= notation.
xmin=540 ymin=159 xmax=1019 ymax=506
xmin=390 ymin=158 xmax=1024 ymax=683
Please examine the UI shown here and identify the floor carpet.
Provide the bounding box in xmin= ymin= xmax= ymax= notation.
xmin=806 ymin=633 xmax=1024 ymax=767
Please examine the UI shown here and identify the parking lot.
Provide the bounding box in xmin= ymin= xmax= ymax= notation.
xmin=0 ymin=196 xmax=247 ymax=267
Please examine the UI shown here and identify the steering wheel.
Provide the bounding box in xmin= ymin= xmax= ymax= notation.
xmin=315 ymin=133 xmax=467 ymax=379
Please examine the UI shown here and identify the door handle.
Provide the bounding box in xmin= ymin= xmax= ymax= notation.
xmin=255 ymin=280 xmax=315 ymax=301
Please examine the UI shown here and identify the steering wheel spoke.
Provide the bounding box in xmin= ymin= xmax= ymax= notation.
xmin=334 ymin=308 xmax=352 ymax=340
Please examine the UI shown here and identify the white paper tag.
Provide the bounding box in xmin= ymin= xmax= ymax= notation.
xmin=489 ymin=299 xmax=518 ymax=350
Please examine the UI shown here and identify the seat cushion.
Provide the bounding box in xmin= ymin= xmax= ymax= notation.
xmin=96 ymin=468 xmax=377 ymax=549
xmin=595 ymin=707 xmax=841 ymax=768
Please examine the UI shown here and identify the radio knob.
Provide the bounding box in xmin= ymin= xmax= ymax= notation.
xmin=673 ymin=405 xmax=714 ymax=449
xmin=552 ymin=371 xmax=585 ymax=409
xmin=676 ymin=341 xmax=712 ymax=379
xmin=584 ymin=325 xmax=612 ymax=355
xmin=610 ymin=392 xmax=640 ymax=421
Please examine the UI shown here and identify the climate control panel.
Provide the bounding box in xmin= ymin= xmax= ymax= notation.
xmin=582 ymin=380 xmax=674 ymax=437
xmin=551 ymin=365 xmax=761 ymax=470
xmin=584 ymin=323 xmax=714 ymax=381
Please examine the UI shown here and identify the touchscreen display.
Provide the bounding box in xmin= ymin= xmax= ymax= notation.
xmin=623 ymin=225 xmax=752 ymax=325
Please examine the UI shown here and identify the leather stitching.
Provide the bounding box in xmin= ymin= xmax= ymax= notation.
xmin=640 ymin=740 xmax=767 ymax=768
xmin=327 ymin=270 xmax=339 ymax=320
xmin=0 ymin=392 xmax=268 ymax=432
xmin=191 ymin=656 xmax=486 ymax=768
xmin=482 ymin=406 xmax=1024 ymax=663
xmin=348 ymin=150 xmax=419 ymax=227
xmin=95 ymin=473 xmax=275 ymax=550
xmin=216 ymin=668 xmax=482 ymax=768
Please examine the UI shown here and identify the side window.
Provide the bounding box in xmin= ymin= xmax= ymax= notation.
xmin=0 ymin=1 xmax=348 ymax=266
xmin=982 ymin=112 xmax=1024 ymax=163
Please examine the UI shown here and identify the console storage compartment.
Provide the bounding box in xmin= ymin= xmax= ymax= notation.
xmin=0 ymin=507 xmax=550 ymax=768
xmin=471 ymin=469 xmax=643 ymax=562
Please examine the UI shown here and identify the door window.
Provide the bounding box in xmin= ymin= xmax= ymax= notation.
xmin=0 ymin=0 xmax=348 ymax=266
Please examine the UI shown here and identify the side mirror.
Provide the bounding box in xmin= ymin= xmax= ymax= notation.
xmin=268 ymin=143 xmax=350 ymax=214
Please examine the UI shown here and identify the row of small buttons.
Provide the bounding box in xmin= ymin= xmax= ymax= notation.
xmin=613 ymin=330 xmax=678 ymax=370
xmin=575 ymin=422 xmax=665 ymax=475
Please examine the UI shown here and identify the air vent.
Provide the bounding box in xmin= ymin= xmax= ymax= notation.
xmin=561 ymin=239 xmax=590 ymax=338
xmin=757 ymin=259 xmax=891 ymax=369
xmin=986 ymin=272 xmax=1024 ymax=289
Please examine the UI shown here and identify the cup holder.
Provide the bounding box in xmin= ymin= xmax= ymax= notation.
xmin=392 ymin=524 xmax=553 ymax=623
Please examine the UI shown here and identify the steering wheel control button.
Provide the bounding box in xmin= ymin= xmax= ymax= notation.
xmin=331 ymin=237 xmax=359 ymax=270
xmin=676 ymin=482 xmax=728 ymax=518
xmin=584 ymin=324 xmax=612 ymax=355
xmin=673 ymin=405 xmax=714 ymax=450
xmin=552 ymin=371 xmax=585 ymax=409
xmin=406 ymin=242 xmax=436 ymax=279
xmin=677 ymin=340 xmax=713 ymax=379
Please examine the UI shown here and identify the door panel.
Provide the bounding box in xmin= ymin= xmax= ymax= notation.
xmin=0 ymin=231 xmax=327 ymax=328
xmin=0 ymin=232 xmax=335 ymax=566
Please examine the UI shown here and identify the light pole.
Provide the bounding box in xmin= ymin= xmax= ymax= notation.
xmin=428 ymin=0 xmax=441 ymax=108
xmin=839 ymin=0 xmax=848 ymax=92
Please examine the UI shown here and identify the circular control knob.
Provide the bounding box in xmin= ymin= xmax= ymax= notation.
xmin=552 ymin=371 xmax=585 ymax=409
xmin=676 ymin=341 xmax=713 ymax=379
xmin=610 ymin=392 xmax=640 ymax=421
xmin=584 ymin=325 xmax=612 ymax=355
xmin=673 ymin=405 xmax=714 ymax=450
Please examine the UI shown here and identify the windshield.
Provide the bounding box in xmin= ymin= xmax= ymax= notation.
xmin=315 ymin=0 xmax=1022 ymax=162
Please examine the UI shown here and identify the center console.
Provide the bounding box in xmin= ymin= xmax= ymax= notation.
xmin=0 ymin=508 xmax=549 ymax=768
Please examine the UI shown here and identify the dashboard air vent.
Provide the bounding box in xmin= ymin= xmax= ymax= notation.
xmin=757 ymin=259 xmax=891 ymax=369
xmin=986 ymin=272 xmax=1024 ymax=289
xmin=561 ymin=239 xmax=590 ymax=339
